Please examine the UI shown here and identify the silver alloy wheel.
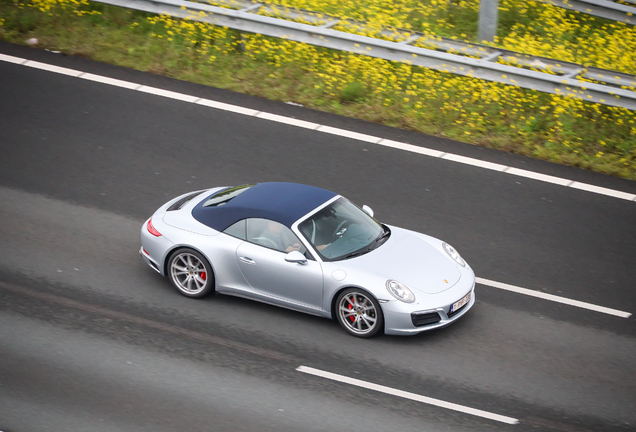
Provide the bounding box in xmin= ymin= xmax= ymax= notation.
xmin=170 ymin=251 xmax=209 ymax=295
xmin=338 ymin=291 xmax=378 ymax=336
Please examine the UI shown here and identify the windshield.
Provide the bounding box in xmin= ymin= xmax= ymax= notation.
xmin=298 ymin=198 xmax=388 ymax=261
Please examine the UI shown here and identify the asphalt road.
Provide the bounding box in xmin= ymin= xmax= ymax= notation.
xmin=1 ymin=41 xmax=635 ymax=432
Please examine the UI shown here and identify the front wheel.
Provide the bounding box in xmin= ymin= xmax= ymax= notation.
xmin=167 ymin=248 xmax=214 ymax=298
xmin=336 ymin=288 xmax=384 ymax=338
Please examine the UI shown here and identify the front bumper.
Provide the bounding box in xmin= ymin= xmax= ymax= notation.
xmin=383 ymin=285 xmax=476 ymax=335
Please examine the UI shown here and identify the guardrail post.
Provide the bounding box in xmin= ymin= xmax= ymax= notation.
xmin=239 ymin=33 xmax=246 ymax=52
xmin=478 ymin=0 xmax=499 ymax=43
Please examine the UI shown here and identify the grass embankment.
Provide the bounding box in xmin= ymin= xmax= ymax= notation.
xmin=1 ymin=0 xmax=636 ymax=179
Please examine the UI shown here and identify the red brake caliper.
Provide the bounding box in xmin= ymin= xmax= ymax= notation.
xmin=348 ymin=296 xmax=355 ymax=322
xmin=200 ymin=271 xmax=206 ymax=281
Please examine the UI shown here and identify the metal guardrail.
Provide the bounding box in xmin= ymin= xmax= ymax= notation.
xmin=537 ymin=0 xmax=636 ymax=26
xmin=206 ymin=0 xmax=636 ymax=89
xmin=90 ymin=0 xmax=636 ymax=110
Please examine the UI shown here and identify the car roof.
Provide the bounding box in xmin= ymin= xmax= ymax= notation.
xmin=191 ymin=182 xmax=337 ymax=231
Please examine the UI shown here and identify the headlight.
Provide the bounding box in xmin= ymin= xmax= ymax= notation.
xmin=386 ymin=280 xmax=416 ymax=303
xmin=443 ymin=242 xmax=466 ymax=267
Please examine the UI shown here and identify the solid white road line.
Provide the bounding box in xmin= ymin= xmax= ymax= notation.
xmin=80 ymin=73 xmax=141 ymax=90
xmin=504 ymin=167 xmax=573 ymax=186
xmin=195 ymin=98 xmax=260 ymax=116
xmin=137 ymin=85 xmax=200 ymax=103
xmin=378 ymin=138 xmax=446 ymax=157
xmin=476 ymin=277 xmax=632 ymax=318
xmin=569 ymin=182 xmax=636 ymax=201
xmin=315 ymin=125 xmax=383 ymax=143
xmin=255 ymin=112 xmax=321 ymax=129
xmin=24 ymin=59 xmax=82 ymax=77
xmin=296 ymin=365 xmax=519 ymax=425
xmin=0 ymin=53 xmax=27 ymax=64
xmin=442 ymin=153 xmax=508 ymax=171
xmin=2 ymin=52 xmax=635 ymax=202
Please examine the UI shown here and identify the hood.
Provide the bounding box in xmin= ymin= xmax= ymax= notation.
xmin=344 ymin=227 xmax=461 ymax=294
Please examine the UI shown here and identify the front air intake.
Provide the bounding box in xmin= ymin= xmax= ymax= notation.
xmin=411 ymin=311 xmax=441 ymax=327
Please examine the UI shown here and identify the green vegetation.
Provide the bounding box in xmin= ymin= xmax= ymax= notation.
xmin=1 ymin=0 xmax=636 ymax=179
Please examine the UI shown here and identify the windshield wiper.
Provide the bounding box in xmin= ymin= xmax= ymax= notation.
xmin=369 ymin=225 xmax=391 ymax=250
xmin=340 ymin=249 xmax=370 ymax=260
xmin=339 ymin=226 xmax=391 ymax=260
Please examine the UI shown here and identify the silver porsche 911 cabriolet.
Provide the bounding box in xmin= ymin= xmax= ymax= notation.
xmin=140 ymin=182 xmax=475 ymax=337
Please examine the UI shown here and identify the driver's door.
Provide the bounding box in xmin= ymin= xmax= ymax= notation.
xmin=235 ymin=219 xmax=324 ymax=309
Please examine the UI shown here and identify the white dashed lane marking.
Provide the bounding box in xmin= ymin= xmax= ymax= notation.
xmin=476 ymin=277 xmax=632 ymax=318
xmin=296 ymin=365 xmax=520 ymax=424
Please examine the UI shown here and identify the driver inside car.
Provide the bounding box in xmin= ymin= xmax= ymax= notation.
xmin=259 ymin=221 xmax=302 ymax=252
xmin=300 ymin=208 xmax=337 ymax=252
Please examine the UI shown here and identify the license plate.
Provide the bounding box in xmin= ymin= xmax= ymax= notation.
xmin=450 ymin=292 xmax=471 ymax=313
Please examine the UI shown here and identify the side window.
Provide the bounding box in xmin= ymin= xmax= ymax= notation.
xmin=223 ymin=219 xmax=246 ymax=240
xmin=246 ymin=218 xmax=307 ymax=255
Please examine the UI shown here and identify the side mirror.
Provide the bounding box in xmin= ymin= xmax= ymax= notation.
xmin=362 ymin=205 xmax=374 ymax=218
xmin=285 ymin=250 xmax=307 ymax=265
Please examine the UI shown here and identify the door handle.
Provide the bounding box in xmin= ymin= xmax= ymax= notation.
xmin=239 ymin=256 xmax=256 ymax=265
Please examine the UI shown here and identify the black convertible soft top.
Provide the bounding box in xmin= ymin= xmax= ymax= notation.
xmin=191 ymin=182 xmax=337 ymax=231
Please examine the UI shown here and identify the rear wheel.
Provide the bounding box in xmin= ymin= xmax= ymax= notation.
xmin=336 ymin=288 xmax=384 ymax=337
xmin=167 ymin=248 xmax=214 ymax=298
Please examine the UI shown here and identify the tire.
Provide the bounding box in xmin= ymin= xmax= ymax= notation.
xmin=167 ymin=248 xmax=215 ymax=298
xmin=335 ymin=288 xmax=384 ymax=338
